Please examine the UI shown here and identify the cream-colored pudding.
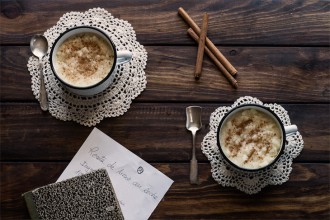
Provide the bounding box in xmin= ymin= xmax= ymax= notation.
xmin=220 ymin=108 xmax=282 ymax=169
xmin=55 ymin=33 xmax=114 ymax=87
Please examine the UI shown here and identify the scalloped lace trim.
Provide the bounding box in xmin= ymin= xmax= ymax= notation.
xmin=27 ymin=8 xmax=147 ymax=126
xmin=201 ymin=96 xmax=304 ymax=194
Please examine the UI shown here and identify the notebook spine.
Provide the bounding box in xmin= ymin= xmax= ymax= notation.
xmin=22 ymin=191 xmax=40 ymax=220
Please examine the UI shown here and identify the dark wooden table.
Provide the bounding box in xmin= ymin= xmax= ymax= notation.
xmin=1 ymin=0 xmax=329 ymax=219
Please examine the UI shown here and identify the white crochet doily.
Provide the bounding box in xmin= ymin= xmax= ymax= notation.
xmin=201 ymin=96 xmax=304 ymax=194
xmin=27 ymin=8 xmax=147 ymax=126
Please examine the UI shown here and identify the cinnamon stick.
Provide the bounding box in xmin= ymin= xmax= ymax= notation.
xmin=194 ymin=13 xmax=208 ymax=79
xmin=188 ymin=28 xmax=238 ymax=89
xmin=178 ymin=7 xmax=238 ymax=76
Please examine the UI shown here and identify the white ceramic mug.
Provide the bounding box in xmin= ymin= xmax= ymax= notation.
xmin=50 ymin=26 xmax=132 ymax=96
xmin=217 ymin=104 xmax=298 ymax=172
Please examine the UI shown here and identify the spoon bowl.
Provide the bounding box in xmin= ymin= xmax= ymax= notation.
xmin=186 ymin=106 xmax=202 ymax=184
xmin=30 ymin=35 xmax=49 ymax=111
xmin=30 ymin=35 xmax=48 ymax=58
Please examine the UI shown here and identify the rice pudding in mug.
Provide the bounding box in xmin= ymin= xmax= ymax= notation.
xmin=55 ymin=32 xmax=114 ymax=87
xmin=217 ymin=104 xmax=297 ymax=171
xmin=50 ymin=26 xmax=132 ymax=96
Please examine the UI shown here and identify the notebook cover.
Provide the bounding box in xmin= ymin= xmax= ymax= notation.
xmin=22 ymin=168 xmax=124 ymax=220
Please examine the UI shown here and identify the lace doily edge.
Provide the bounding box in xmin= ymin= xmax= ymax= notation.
xmin=50 ymin=81 xmax=147 ymax=127
xmin=201 ymin=96 xmax=304 ymax=194
xmin=27 ymin=7 xmax=149 ymax=127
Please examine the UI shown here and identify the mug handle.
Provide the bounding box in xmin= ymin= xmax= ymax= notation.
xmin=116 ymin=50 xmax=132 ymax=65
xmin=284 ymin=124 xmax=298 ymax=137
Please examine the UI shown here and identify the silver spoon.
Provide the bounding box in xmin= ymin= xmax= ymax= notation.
xmin=186 ymin=106 xmax=202 ymax=184
xmin=30 ymin=35 xmax=48 ymax=111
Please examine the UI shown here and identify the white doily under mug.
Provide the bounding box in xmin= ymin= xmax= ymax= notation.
xmin=201 ymin=96 xmax=304 ymax=194
xmin=27 ymin=8 xmax=147 ymax=126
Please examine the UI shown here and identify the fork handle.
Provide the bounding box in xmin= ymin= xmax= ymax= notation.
xmin=190 ymin=158 xmax=198 ymax=184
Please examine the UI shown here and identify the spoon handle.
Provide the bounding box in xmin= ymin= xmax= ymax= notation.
xmin=39 ymin=61 xmax=48 ymax=111
xmin=190 ymin=131 xmax=198 ymax=184
xmin=190 ymin=158 xmax=198 ymax=184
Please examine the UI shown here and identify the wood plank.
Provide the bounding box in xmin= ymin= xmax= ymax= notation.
xmin=1 ymin=103 xmax=329 ymax=162
xmin=1 ymin=0 xmax=329 ymax=45
xmin=1 ymin=46 xmax=329 ymax=102
xmin=1 ymin=162 xmax=329 ymax=219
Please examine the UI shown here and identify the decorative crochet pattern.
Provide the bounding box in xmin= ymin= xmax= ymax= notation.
xmin=201 ymin=96 xmax=304 ymax=194
xmin=27 ymin=8 xmax=147 ymax=126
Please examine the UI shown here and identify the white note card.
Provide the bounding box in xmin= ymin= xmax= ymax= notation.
xmin=57 ymin=127 xmax=174 ymax=220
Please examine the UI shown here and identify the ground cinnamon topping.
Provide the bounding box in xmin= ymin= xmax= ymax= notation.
xmin=220 ymin=108 xmax=282 ymax=169
xmin=245 ymin=148 xmax=256 ymax=164
xmin=55 ymin=33 xmax=114 ymax=87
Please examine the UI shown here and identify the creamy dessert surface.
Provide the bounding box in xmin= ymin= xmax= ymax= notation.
xmin=55 ymin=33 xmax=114 ymax=87
xmin=220 ymin=108 xmax=282 ymax=169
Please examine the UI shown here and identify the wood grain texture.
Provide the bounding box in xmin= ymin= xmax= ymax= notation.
xmin=1 ymin=46 xmax=329 ymax=102
xmin=1 ymin=0 xmax=329 ymax=45
xmin=1 ymin=162 xmax=329 ymax=220
xmin=1 ymin=1 xmax=329 ymax=219
xmin=1 ymin=103 xmax=329 ymax=162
